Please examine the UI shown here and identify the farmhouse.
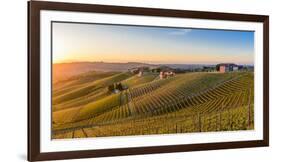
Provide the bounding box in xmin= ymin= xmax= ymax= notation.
xmin=138 ymin=70 xmax=143 ymax=77
xmin=217 ymin=63 xmax=239 ymax=73
xmin=160 ymin=70 xmax=175 ymax=79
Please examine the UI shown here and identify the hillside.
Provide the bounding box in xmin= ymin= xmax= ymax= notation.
xmin=52 ymin=71 xmax=254 ymax=139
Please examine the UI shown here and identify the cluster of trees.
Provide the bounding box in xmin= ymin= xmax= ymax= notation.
xmin=108 ymin=83 xmax=125 ymax=93
xmin=203 ymin=66 xmax=216 ymax=72
xmin=131 ymin=67 xmax=151 ymax=74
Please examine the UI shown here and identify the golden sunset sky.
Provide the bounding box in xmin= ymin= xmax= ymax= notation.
xmin=52 ymin=22 xmax=254 ymax=65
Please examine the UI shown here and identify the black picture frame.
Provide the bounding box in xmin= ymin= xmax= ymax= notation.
xmin=28 ymin=1 xmax=269 ymax=161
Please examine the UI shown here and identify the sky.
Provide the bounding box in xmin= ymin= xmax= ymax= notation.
xmin=52 ymin=22 xmax=254 ymax=65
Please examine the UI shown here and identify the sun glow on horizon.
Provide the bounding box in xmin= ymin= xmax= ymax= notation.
xmin=52 ymin=22 xmax=254 ymax=65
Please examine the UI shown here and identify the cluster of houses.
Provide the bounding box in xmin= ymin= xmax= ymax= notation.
xmin=216 ymin=63 xmax=254 ymax=72
xmin=217 ymin=63 xmax=241 ymax=73
xmin=129 ymin=66 xmax=176 ymax=79
xmin=159 ymin=70 xmax=175 ymax=79
xmin=128 ymin=63 xmax=247 ymax=80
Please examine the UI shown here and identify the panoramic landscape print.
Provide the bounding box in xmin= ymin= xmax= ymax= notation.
xmin=52 ymin=22 xmax=254 ymax=139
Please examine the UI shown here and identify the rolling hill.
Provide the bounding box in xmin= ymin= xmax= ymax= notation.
xmin=52 ymin=70 xmax=254 ymax=139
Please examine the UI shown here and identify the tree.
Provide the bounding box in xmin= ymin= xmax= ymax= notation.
xmin=116 ymin=83 xmax=123 ymax=91
xmin=108 ymin=84 xmax=115 ymax=92
xmin=216 ymin=65 xmax=220 ymax=71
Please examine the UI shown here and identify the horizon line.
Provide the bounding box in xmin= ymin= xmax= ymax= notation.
xmin=53 ymin=61 xmax=254 ymax=66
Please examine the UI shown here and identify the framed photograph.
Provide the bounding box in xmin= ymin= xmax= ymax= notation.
xmin=28 ymin=1 xmax=269 ymax=161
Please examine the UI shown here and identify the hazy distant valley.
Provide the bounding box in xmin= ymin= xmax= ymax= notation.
xmin=53 ymin=62 xmax=219 ymax=83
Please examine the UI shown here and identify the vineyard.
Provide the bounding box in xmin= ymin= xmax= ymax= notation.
xmin=52 ymin=71 xmax=254 ymax=139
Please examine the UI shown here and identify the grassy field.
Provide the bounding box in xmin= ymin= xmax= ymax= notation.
xmin=52 ymin=71 xmax=254 ymax=139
